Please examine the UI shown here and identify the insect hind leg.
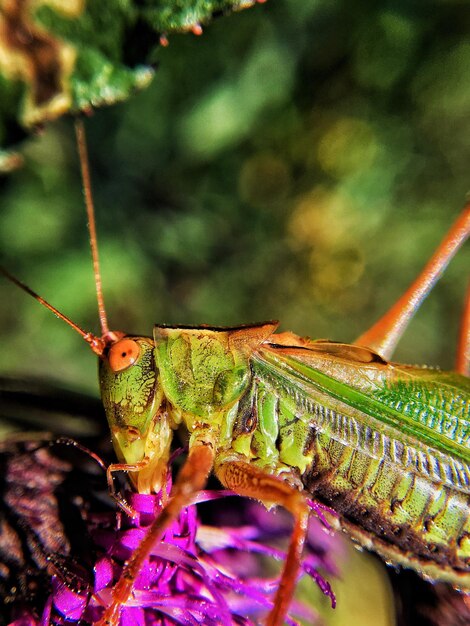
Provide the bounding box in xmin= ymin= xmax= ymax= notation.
xmin=457 ymin=280 xmax=470 ymax=376
xmin=215 ymin=458 xmax=310 ymax=626
xmin=355 ymin=205 xmax=470 ymax=361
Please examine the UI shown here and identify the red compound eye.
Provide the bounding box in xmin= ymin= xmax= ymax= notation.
xmin=108 ymin=338 xmax=140 ymax=372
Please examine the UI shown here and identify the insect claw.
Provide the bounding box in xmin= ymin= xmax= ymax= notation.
xmin=113 ymin=493 xmax=139 ymax=520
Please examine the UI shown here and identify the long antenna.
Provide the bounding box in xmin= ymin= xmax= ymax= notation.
xmin=74 ymin=117 xmax=110 ymax=336
xmin=0 ymin=267 xmax=104 ymax=356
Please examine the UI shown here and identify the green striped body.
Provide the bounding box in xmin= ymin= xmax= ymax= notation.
xmin=226 ymin=340 xmax=470 ymax=589
xmin=99 ymin=324 xmax=470 ymax=590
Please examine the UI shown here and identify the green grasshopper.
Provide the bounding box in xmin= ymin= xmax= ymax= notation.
xmin=2 ymin=120 xmax=469 ymax=626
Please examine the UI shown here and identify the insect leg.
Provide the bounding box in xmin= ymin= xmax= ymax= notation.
xmin=95 ymin=440 xmax=215 ymax=626
xmin=215 ymin=459 xmax=310 ymax=626
xmin=106 ymin=461 xmax=150 ymax=518
xmin=51 ymin=438 xmax=149 ymax=517
xmin=355 ymin=204 xmax=470 ymax=360
xmin=457 ymin=280 xmax=470 ymax=376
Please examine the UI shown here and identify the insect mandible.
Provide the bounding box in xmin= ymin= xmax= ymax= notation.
xmin=2 ymin=119 xmax=469 ymax=626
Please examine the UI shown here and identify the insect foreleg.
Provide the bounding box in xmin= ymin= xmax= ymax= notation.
xmin=95 ymin=439 xmax=215 ymax=626
xmin=106 ymin=461 xmax=151 ymax=518
xmin=215 ymin=458 xmax=310 ymax=626
xmin=51 ymin=437 xmax=140 ymax=517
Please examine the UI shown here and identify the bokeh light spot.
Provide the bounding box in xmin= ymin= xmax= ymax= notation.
xmin=317 ymin=117 xmax=378 ymax=177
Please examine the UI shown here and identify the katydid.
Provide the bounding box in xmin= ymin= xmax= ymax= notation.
xmin=1 ymin=119 xmax=469 ymax=626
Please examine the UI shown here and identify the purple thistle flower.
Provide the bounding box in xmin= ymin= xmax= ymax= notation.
xmin=1 ymin=433 xmax=339 ymax=626
xmin=7 ymin=477 xmax=337 ymax=626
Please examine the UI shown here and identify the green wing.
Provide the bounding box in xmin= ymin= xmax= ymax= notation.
xmin=254 ymin=339 xmax=470 ymax=489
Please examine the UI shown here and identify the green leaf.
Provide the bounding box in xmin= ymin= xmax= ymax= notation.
xmin=0 ymin=0 xmax=262 ymax=160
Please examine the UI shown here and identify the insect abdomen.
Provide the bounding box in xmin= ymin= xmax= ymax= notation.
xmin=302 ymin=433 xmax=470 ymax=583
xmin=240 ymin=357 xmax=470 ymax=588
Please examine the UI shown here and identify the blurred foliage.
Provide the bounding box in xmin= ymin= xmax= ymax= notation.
xmin=0 ymin=2 xmax=469 ymax=625
xmin=0 ymin=0 xmax=261 ymax=161
xmin=307 ymin=541 xmax=394 ymax=626
xmin=1 ymin=0 xmax=468 ymax=392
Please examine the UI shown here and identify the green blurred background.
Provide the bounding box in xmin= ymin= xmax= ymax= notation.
xmin=1 ymin=0 xmax=469 ymax=390
xmin=0 ymin=2 xmax=469 ymax=623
